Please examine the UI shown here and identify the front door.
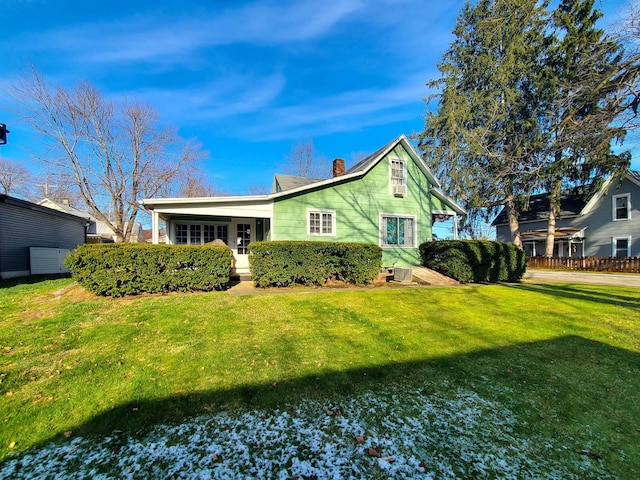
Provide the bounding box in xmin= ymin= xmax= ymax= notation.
xmin=232 ymin=220 xmax=253 ymax=273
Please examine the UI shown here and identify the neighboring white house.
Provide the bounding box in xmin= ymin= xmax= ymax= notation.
xmin=38 ymin=199 xmax=143 ymax=243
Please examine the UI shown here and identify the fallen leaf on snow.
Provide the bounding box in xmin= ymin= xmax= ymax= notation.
xmin=367 ymin=447 xmax=381 ymax=458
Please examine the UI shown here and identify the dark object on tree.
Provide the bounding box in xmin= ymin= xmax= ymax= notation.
xmin=0 ymin=124 xmax=9 ymax=145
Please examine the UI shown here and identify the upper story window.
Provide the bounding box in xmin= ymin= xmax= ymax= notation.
xmin=390 ymin=158 xmax=407 ymax=197
xmin=307 ymin=209 xmax=336 ymax=236
xmin=613 ymin=193 xmax=630 ymax=221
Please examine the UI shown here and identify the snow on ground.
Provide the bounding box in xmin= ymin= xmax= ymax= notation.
xmin=1 ymin=384 xmax=609 ymax=479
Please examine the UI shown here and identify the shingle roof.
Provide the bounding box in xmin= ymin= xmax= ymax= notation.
xmin=271 ymin=174 xmax=325 ymax=193
xmin=271 ymin=137 xmax=399 ymax=194
xmin=491 ymin=191 xmax=589 ymax=226
xmin=345 ymin=142 xmax=391 ymax=174
xmin=492 ymin=170 xmax=640 ymax=226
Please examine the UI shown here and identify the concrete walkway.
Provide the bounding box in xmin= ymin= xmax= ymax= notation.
xmin=523 ymin=269 xmax=640 ymax=287
xmin=411 ymin=266 xmax=459 ymax=286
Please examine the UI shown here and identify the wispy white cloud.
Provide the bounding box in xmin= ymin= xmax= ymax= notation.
xmin=235 ymin=71 xmax=435 ymax=140
xmin=19 ymin=0 xmax=364 ymax=66
xmin=130 ymin=72 xmax=287 ymax=122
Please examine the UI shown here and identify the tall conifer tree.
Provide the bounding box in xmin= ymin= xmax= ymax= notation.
xmin=419 ymin=0 xmax=547 ymax=245
xmin=538 ymin=0 xmax=630 ymax=256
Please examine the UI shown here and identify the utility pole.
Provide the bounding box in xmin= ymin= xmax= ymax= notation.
xmin=36 ymin=182 xmax=58 ymax=197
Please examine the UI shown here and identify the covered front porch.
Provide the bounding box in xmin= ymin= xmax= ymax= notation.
xmin=142 ymin=196 xmax=273 ymax=274
xmin=521 ymin=227 xmax=587 ymax=258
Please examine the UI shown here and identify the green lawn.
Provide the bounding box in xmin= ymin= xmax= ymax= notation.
xmin=0 ymin=277 xmax=639 ymax=477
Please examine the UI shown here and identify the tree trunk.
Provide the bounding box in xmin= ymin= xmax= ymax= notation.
xmin=506 ymin=195 xmax=523 ymax=249
xmin=545 ymin=178 xmax=561 ymax=256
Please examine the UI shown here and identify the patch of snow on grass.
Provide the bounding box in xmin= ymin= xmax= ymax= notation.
xmin=0 ymin=385 xmax=609 ymax=479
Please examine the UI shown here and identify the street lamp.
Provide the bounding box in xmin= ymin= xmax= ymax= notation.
xmin=0 ymin=124 xmax=9 ymax=145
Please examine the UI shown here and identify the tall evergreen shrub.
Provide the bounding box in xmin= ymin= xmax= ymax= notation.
xmin=420 ymin=240 xmax=526 ymax=283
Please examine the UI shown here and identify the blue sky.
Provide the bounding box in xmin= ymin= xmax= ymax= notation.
xmin=1 ymin=0 xmax=636 ymax=199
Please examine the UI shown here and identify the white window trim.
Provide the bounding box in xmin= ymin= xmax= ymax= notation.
xmin=612 ymin=236 xmax=632 ymax=258
xmin=612 ymin=193 xmax=631 ymax=221
xmin=379 ymin=213 xmax=417 ymax=248
xmin=172 ymin=221 xmax=230 ymax=245
xmin=306 ymin=208 xmax=336 ymax=236
xmin=388 ymin=157 xmax=407 ymax=196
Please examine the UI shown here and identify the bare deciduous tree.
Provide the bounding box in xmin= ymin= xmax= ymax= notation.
xmin=278 ymin=139 xmax=330 ymax=179
xmin=177 ymin=165 xmax=226 ymax=197
xmin=12 ymin=67 xmax=204 ymax=242
xmin=244 ymin=183 xmax=270 ymax=195
xmin=0 ymin=158 xmax=30 ymax=196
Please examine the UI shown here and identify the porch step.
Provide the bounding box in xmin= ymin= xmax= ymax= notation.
xmin=230 ymin=274 xmax=252 ymax=283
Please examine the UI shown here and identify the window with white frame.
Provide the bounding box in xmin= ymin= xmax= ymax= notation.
xmin=175 ymin=223 xmax=228 ymax=245
xmin=380 ymin=214 xmax=416 ymax=247
xmin=390 ymin=159 xmax=406 ymax=186
xmin=613 ymin=193 xmax=630 ymax=221
xmin=307 ymin=209 xmax=335 ymax=236
xmin=612 ymin=237 xmax=631 ymax=258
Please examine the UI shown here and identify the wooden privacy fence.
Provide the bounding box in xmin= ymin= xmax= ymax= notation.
xmin=527 ymin=256 xmax=640 ymax=273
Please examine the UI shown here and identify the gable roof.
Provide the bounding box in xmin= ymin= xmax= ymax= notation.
xmin=266 ymin=134 xmax=450 ymax=201
xmin=491 ymin=170 xmax=639 ymax=226
xmin=38 ymin=198 xmax=95 ymax=221
xmin=491 ymin=191 xmax=589 ymax=226
xmin=142 ymin=135 xmax=464 ymax=214
xmin=1 ymin=194 xmax=89 ymax=224
xmin=272 ymin=174 xmax=325 ymax=193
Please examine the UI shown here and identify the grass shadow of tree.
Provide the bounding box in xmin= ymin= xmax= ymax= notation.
xmin=4 ymin=335 xmax=639 ymax=474
xmin=506 ymin=282 xmax=640 ymax=309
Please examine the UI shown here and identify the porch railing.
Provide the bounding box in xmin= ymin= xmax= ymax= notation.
xmin=527 ymin=256 xmax=640 ymax=273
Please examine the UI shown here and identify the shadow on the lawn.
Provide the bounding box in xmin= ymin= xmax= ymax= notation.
xmin=505 ymin=282 xmax=640 ymax=309
xmin=3 ymin=334 xmax=636 ymax=465
xmin=0 ymin=274 xmax=72 ymax=289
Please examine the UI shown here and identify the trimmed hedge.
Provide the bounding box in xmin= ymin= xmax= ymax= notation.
xmin=249 ymin=241 xmax=382 ymax=288
xmin=419 ymin=240 xmax=526 ymax=283
xmin=65 ymin=243 xmax=232 ymax=297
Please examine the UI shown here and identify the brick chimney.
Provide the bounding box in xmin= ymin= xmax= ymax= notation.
xmin=332 ymin=158 xmax=346 ymax=178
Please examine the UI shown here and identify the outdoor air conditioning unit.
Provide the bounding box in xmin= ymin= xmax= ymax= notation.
xmin=394 ymin=267 xmax=413 ymax=283
xmin=393 ymin=184 xmax=407 ymax=197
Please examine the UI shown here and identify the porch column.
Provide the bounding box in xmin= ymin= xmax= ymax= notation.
xmin=151 ymin=210 xmax=159 ymax=244
xmin=452 ymin=214 xmax=459 ymax=240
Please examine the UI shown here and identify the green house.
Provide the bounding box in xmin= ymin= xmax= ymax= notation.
xmin=142 ymin=135 xmax=464 ymax=273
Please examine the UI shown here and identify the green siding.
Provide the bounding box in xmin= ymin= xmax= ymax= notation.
xmin=273 ymin=144 xmax=436 ymax=266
